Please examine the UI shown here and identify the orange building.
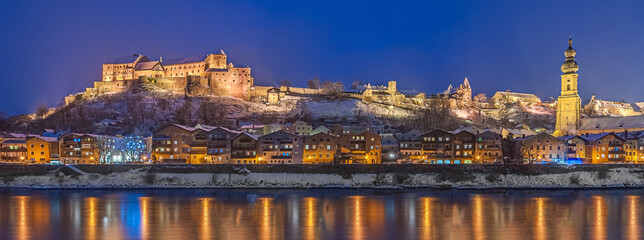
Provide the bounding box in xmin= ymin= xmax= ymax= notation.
xmin=582 ymin=133 xmax=625 ymax=164
xmin=26 ymin=136 xmax=59 ymax=164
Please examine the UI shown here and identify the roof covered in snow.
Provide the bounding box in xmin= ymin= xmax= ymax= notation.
xmin=134 ymin=61 xmax=161 ymax=71
xmin=579 ymin=115 xmax=644 ymax=131
xmin=162 ymin=56 xmax=206 ymax=65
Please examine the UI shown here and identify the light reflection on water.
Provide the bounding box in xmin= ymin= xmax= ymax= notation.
xmin=0 ymin=189 xmax=643 ymax=239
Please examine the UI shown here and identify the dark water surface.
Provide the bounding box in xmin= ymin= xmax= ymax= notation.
xmin=0 ymin=188 xmax=643 ymax=240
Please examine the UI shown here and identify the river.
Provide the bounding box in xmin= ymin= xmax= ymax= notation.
xmin=0 ymin=188 xmax=642 ymax=239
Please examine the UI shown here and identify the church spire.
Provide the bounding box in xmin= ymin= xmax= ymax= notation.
xmin=561 ymin=35 xmax=578 ymax=74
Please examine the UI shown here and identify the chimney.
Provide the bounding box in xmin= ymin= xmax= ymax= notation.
xmin=160 ymin=57 xmax=163 ymax=63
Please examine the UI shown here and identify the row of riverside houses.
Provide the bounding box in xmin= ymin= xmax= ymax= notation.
xmin=150 ymin=123 xmax=532 ymax=164
xmin=0 ymin=130 xmax=150 ymax=164
xmin=518 ymin=131 xmax=644 ymax=164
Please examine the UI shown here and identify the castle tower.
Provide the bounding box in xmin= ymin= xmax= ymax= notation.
xmin=205 ymin=49 xmax=227 ymax=69
xmin=387 ymin=81 xmax=397 ymax=94
xmin=554 ymin=36 xmax=582 ymax=136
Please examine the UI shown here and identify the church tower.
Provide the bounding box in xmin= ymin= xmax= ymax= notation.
xmin=554 ymin=36 xmax=582 ymax=136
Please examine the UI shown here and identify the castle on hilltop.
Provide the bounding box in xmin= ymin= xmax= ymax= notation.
xmin=65 ymin=49 xmax=478 ymax=110
xmin=66 ymin=50 xmax=255 ymax=104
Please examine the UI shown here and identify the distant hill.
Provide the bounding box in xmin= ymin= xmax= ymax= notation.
xmin=2 ymin=89 xmax=555 ymax=135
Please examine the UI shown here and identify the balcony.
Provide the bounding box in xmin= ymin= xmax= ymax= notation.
xmin=231 ymin=154 xmax=255 ymax=159
xmin=208 ymin=144 xmax=227 ymax=149
xmin=271 ymin=155 xmax=293 ymax=159
xmin=233 ymin=146 xmax=256 ymax=151
xmin=608 ymin=150 xmax=625 ymax=154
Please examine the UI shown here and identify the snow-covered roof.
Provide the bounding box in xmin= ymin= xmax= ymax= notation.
xmin=399 ymin=89 xmax=422 ymax=96
xmin=234 ymin=132 xmax=259 ymax=140
xmin=241 ymin=124 xmax=265 ymax=129
xmin=579 ymin=115 xmax=644 ymax=131
xmin=105 ymin=55 xmax=141 ymax=64
xmin=579 ymin=132 xmax=623 ymax=142
xmin=591 ymin=99 xmax=633 ymax=109
xmin=162 ymin=56 xmax=206 ymax=65
xmin=493 ymin=91 xmax=541 ymax=101
xmin=2 ymin=139 xmax=25 ymax=144
xmin=632 ymin=102 xmax=644 ymax=112
xmin=28 ymin=136 xmax=59 ymax=142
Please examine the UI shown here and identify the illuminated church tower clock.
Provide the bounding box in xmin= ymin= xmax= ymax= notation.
xmin=554 ymin=36 xmax=581 ymax=136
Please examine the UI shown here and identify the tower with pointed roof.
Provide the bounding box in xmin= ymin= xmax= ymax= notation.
xmin=554 ymin=36 xmax=582 ymax=136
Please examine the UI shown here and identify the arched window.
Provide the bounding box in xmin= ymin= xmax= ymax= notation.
xmin=567 ymin=85 xmax=570 ymax=91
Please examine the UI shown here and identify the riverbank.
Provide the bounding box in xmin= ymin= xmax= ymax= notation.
xmin=0 ymin=164 xmax=643 ymax=189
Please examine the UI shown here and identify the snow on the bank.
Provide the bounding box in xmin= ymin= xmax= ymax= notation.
xmin=3 ymin=168 xmax=644 ymax=189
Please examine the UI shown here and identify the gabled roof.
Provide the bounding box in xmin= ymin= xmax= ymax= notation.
xmin=162 ymin=56 xmax=206 ymax=65
xmin=259 ymin=130 xmax=300 ymax=139
xmin=558 ymin=135 xmax=588 ymax=143
xmin=233 ymin=132 xmax=259 ymax=141
xmin=27 ymin=136 xmax=59 ymax=142
xmin=420 ymin=129 xmax=454 ymax=137
xmin=209 ymin=127 xmax=241 ymax=135
xmin=580 ymin=132 xmax=623 ymax=142
xmin=135 ymin=61 xmax=162 ymax=71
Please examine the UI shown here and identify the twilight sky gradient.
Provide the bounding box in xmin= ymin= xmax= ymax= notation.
xmin=0 ymin=0 xmax=643 ymax=115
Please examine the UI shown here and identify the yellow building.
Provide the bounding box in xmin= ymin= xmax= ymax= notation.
xmin=554 ymin=37 xmax=581 ymax=136
xmin=26 ymin=136 xmax=59 ymax=164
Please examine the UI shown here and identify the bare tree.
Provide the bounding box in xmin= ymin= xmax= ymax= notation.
xmin=35 ymin=104 xmax=49 ymax=118
xmin=414 ymin=97 xmax=455 ymax=131
xmin=94 ymin=135 xmax=115 ymax=164
xmin=321 ymin=81 xmax=344 ymax=99
xmin=519 ymin=141 xmax=539 ymax=164
xmin=123 ymin=137 xmax=148 ymax=163
xmin=350 ymin=80 xmax=363 ymax=90
xmin=307 ymin=76 xmax=320 ymax=89
xmin=279 ymin=80 xmax=293 ymax=88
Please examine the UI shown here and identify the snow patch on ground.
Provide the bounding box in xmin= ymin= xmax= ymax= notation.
xmin=3 ymin=168 xmax=643 ymax=189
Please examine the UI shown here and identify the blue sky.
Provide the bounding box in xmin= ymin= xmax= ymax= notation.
xmin=0 ymin=0 xmax=642 ymax=114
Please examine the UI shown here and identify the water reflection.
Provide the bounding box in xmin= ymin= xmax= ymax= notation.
xmin=0 ymin=189 xmax=643 ymax=239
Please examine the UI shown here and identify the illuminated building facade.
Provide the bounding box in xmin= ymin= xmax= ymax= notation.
xmin=303 ymin=132 xmax=337 ymax=164
xmin=258 ymin=131 xmax=304 ymax=164
xmin=230 ymin=132 xmax=258 ymax=164
xmin=26 ymin=136 xmax=59 ymax=164
xmin=337 ymin=131 xmax=382 ymax=164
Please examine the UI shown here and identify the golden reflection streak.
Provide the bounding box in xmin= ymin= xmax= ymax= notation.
xmin=259 ymin=197 xmax=274 ymax=240
xmin=593 ymin=196 xmax=607 ymax=240
xmin=139 ymin=197 xmax=150 ymax=240
xmin=626 ymin=196 xmax=640 ymax=240
xmin=350 ymin=196 xmax=364 ymax=240
xmin=303 ymin=197 xmax=318 ymax=240
xmin=534 ymin=198 xmax=547 ymax=240
xmin=85 ymin=197 xmax=98 ymax=240
xmin=16 ymin=196 xmax=29 ymax=240
xmin=200 ymin=198 xmax=212 ymax=240
xmin=472 ymin=195 xmax=485 ymax=240
xmin=419 ymin=197 xmax=434 ymax=240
